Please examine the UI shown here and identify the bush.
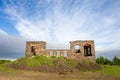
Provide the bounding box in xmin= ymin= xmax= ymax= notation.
xmin=0 ymin=60 xmax=11 ymax=64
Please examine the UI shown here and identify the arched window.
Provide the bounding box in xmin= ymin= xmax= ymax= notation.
xmin=74 ymin=45 xmax=81 ymax=53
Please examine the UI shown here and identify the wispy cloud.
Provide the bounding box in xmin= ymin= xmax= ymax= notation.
xmin=0 ymin=0 xmax=120 ymax=58
xmin=0 ymin=29 xmax=8 ymax=35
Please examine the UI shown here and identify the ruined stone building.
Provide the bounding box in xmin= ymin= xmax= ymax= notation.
xmin=25 ymin=40 xmax=95 ymax=61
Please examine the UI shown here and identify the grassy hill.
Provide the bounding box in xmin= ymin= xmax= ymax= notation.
xmin=8 ymin=56 xmax=100 ymax=74
xmin=0 ymin=56 xmax=120 ymax=80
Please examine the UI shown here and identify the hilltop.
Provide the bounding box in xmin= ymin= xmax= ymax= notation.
xmin=0 ymin=56 xmax=120 ymax=80
xmin=8 ymin=56 xmax=100 ymax=74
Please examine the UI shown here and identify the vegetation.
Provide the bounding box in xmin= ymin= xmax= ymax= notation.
xmin=7 ymin=55 xmax=100 ymax=74
xmin=96 ymin=56 xmax=120 ymax=65
xmin=0 ymin=56 xmax=120 ymax=80
xmin=0 ymin=60 xmax=11 ymax=64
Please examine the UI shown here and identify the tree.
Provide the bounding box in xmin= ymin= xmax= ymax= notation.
xmin=113 ymin=56 xmax=120 ymax=65
xmin=104 ymin=58 xmax=112 ymax=65
xmin=96 ymin=56 xmax=112 ymax=65
xmin=96 ymin=56 xmax=105 ymax=65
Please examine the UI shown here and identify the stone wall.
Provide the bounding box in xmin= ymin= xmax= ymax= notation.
xmin=25 ymin=41 xmax=46 ymax=57
xmin=69 ymin=40 xmax=95 ymax=60
xmin=25 ymin=40 xmax=95 ymax=61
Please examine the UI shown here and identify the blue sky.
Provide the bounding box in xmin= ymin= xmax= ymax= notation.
xmin=0 ymin=0 xmax=120 ymax=59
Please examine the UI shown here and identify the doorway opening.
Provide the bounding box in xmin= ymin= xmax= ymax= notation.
xmin=31 ymin=46 xmax=36 ymax=56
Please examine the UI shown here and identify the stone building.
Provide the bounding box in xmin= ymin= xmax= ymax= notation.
xmin=25 ymin=40 xmax=95 ymax=61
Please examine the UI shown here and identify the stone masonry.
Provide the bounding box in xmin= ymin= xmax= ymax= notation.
xmin=25 ymin=40 xmax=95 ymax=61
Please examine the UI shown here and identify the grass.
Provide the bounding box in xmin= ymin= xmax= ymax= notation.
xmin=11 ymin=56 xmax=63 ymax=67
xmin=99 ymin=65 xmax=120 ymax=75
xmin=8 ymin=56 xmax=100 ymax=73
xmin=0 ymin=56 xmax=120 ymax=80
xmin=0 ymin=64 xmax=120 ymax=80
xmin=0 ymin=60 xmax=11 ymax=64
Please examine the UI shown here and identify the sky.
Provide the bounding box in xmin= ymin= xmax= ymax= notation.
xmin=0 ymin=0 xmax=120 ymax=60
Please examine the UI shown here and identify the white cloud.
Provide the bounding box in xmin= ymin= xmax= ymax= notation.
xmin=0 ymin=29 xmax=8 ymax=35
xmin=1 ymin=0 xmax=120 ymax=58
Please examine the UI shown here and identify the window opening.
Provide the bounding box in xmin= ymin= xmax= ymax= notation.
xmin=57 ymin=51 xmax=60 ymax=57
xmin=50 ymin=51 xmax=53 ymax=56
xmin=74 ymin=45 xmax=81 ymax=53
xmin=84 ymin=44 xmax=92 ymax=56
xmin=64 ymin=52 xmax=67 ymax=57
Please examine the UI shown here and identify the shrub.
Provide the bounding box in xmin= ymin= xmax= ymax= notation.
xmin=0 ymin=60 xmax=11 ymax=64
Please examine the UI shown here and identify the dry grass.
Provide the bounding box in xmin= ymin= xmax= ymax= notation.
xmin=0 ymin=68 xmax=120 ymax=80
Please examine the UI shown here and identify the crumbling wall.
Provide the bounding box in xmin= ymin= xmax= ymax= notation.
xmin=25 ymin=40 xmax=95 ymax=61
xmin=45 ymin=49 xmax=70 ymax=57
xmin=25 ymin=41 xmax=46 ymax=57
xmin=69 ymin=40 xmax=95 ymax=60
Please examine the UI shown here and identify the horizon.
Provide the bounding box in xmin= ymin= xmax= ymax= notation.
xmin=0 ymin=0 xmax=120 ymax=60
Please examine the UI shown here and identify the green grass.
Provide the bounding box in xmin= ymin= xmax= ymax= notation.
xmin=0 ymin=64 xmax=15 ymax=72
xmin=7 ymin=56 xmax=101 ymax=75
xmin=99 ymin=65 xmax=120 ymax=74
xmin=65 ymin=59 xmax=78 ymax=67
xmin=0 ymin=57 xmax=120 ymax=80
xmin=26 ymin=56 xmax=50 ymax=66
xmin=0 ymin=64 xmax=120 ymax=80
xmin=0 ymin=60 xmax=11 ymax=64
xmin=10 ymin=56 xmax=79 ymax=67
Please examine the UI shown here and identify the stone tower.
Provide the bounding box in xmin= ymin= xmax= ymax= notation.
xmin=25 ymin=41 xmax=46 ymax=57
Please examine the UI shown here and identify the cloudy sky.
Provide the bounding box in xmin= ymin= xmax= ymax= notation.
xmin=0 ymin=0 xmax=120 ymax=60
